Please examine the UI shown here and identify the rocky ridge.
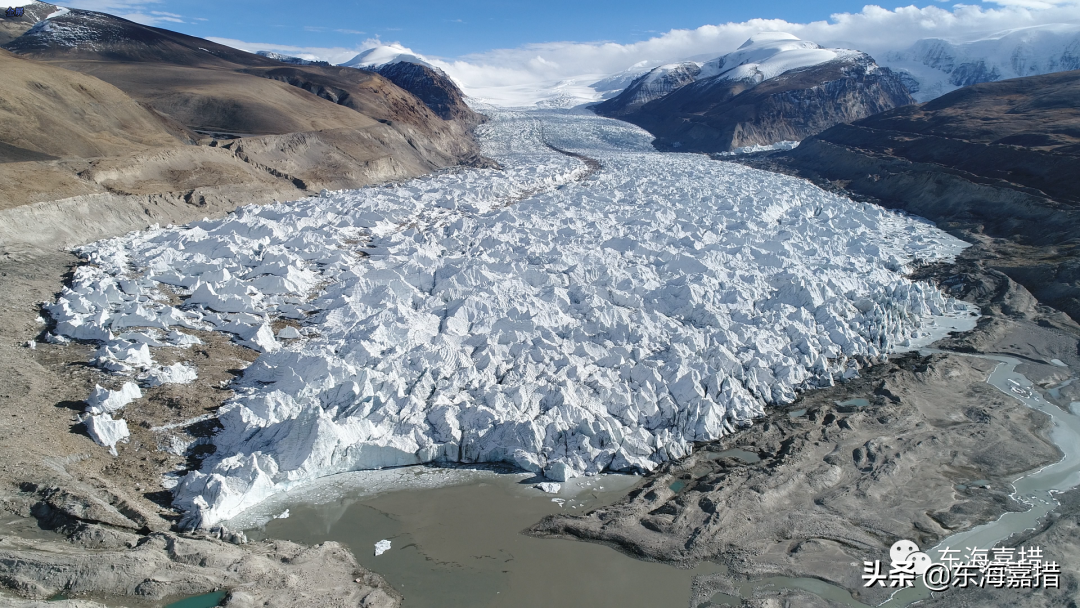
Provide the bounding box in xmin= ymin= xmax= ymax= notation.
xmin=594 ymin=33 xmax=914 ymax=153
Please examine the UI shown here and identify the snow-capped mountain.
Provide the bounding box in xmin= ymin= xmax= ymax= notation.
xmin=340 ymin=43 xmax=434 ymax=70
xmin=596 ymin=32 xmax=864 ymax=117
xmin=339 ymin=44 xmax=478 ymax=124
xmin=594 ymin=33 xmax=913 ymax=153
xmin=594 ymin=62 xmax=702 ymax=116
xmin=698 ymin=32 xmax=862 ymax=82
xmin=882 ymin=25 xmax=1080 ymax=102
xmin=256 ymin=50 xmax=329 ymax=66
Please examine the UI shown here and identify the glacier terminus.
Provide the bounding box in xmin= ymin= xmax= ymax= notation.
xmin=44 ymin=109 xmax=974 ymax=529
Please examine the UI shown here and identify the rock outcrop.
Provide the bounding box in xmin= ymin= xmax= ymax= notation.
xmin=372 ymin=61 xmax=482 ymax=126
xmin=595 ymin=33 xmax=913 ymax=153
xmin=589 ymin=62 xmax=701 ymax=117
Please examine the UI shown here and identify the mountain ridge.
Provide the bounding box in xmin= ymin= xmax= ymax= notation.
xmin=595 ymin=34 xmax=913 ymax=153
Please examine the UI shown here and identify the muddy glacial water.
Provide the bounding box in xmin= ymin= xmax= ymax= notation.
xmin=241 ymin=468 xmax=722 ymax=607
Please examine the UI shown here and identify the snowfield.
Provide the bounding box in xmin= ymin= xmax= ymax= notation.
xmin=46 ymin=110 xmax=971 ymax=529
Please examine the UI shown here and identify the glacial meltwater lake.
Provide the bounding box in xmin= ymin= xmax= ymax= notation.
xmin=242 ymin=468 xmax=722 ymax=607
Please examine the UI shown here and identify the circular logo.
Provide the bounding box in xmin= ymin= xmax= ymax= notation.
xmin=889 ymin=539 xmax=920 ymax=565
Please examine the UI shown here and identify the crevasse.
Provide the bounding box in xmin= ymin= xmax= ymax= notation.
xmin=46 ymin=110 xmax=970 ymax=529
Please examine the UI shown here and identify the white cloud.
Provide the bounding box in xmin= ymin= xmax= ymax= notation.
xmin=206 ymin=37 xmax=385 ymax=65
xmin=426 ymin=2 xmax=1080 ymax=104
xmin=208 ymin=2 xmax=1080 ymax=106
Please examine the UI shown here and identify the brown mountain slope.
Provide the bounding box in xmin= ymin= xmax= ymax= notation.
xmin=54 ymin=61 xmax=383 ymax=136
xmin=2 ymin=9 xmax=484 ymax=165
xmin=0 ymin=49 xmax=192 ymax=161
xmin=0 ymin=7 xmax=488 ymax=253
xmin=752 ymin=69 xmax=1080 ymax=321
xmin=4 ymin=7 xmax=281 ymax=68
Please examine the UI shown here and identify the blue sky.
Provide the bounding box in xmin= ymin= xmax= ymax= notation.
xmin=66 ymin=0 xmax=1080 ymax=104
xmin=72 ymin=0 xmax=958 ymax=58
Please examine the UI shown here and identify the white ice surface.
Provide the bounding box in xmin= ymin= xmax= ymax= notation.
xmin=715 ymin=141 xmax=801 ymax=157
xmin=374 ymin=539 xmax=391 ymax=556
xmin=85 ymin=382 xmax=142 ymax=415
xmin=85 ymin=413 xmax=130 ymax=456
xmin=49 ymin=109 xmax=970 ymax=529
xmin=143 ymin=362 xmax=198 ymax=387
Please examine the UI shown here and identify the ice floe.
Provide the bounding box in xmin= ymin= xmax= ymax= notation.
xmin=45 ymin=109 xmax=971 ymax=528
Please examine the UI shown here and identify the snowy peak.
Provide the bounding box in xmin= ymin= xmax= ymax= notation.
xmin=256 ymin=50 xmax=329 ymax=66
xmin=341 ymin=44 xmax=434 ymax=70
xmin=594 ymin=32 xmax=880 ymax=123
xmin=701 ymin=32 xmax=860 ymax=83
xmin=337 ymin=44 xmax=476 ymax=123
xmin=594 ymin=32 xmax=910 ymax=153
xmin=3 ymin=7 xmax=281 ymax=68
xmin=882 ymin=25 xmax=1080 ymax=101
xmin=592 ymin=61 xmax=702 ymax=116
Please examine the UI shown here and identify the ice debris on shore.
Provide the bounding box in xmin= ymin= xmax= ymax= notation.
xmin=45 ymin=109 xmax=970 ymax=528
xmin=84 ymin=413 xmax=130 ymax=456
xmin=45 ymin=263 xmax=208 ymax=453
xmin=83 ymin=382 xmax=142 ymax=453
xmin=85 ymin=382 xmax=142 ymax=415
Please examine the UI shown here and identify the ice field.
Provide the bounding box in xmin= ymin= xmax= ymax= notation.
xmin=45 ymin=109 xmax=972 ymax=528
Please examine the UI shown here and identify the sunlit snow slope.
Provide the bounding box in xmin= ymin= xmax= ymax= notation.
xmin=47 ymin=110 xmax=970 ymax=528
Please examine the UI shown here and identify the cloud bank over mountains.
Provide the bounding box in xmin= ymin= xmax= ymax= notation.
xmin=208 ymin=2 xmax=1079 ymax=105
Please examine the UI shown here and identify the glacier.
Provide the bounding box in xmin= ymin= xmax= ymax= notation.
xmin=44 ymin=109 xmax=972 ymax=529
